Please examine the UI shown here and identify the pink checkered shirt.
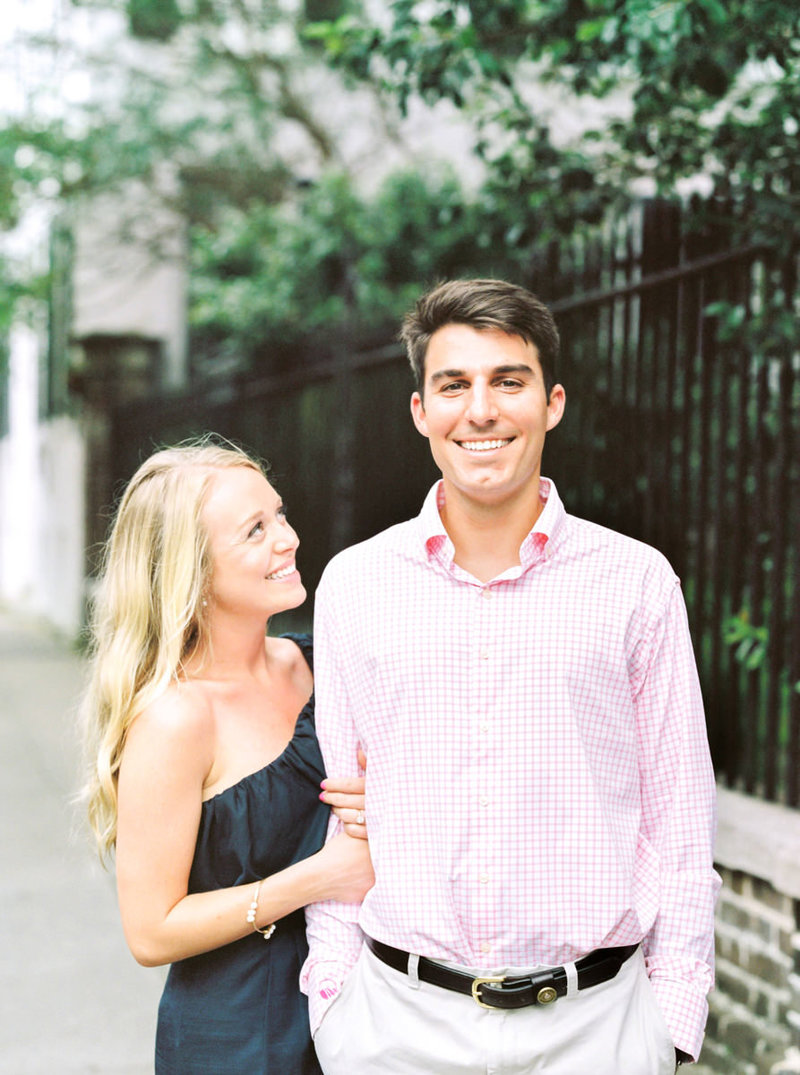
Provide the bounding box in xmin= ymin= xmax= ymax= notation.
xmin=301 ymin=479 xmax=719 ymax=1060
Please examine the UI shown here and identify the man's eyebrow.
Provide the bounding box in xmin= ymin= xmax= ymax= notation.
xmin=493 ymin=364 xmax=535 ymax=377
xmin=428 ymin=363 xmax=535 ymax=384
xmin=429 ymin=368 xmax=466 ymax=384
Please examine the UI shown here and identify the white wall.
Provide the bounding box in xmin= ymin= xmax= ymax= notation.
xmin=71 ymin=187 xmax=189 ymax=387
xmin=0 ymin=321 xmax=86 ymax=637
xmin=36 ymin=417 xmax=86 ymax=635
xmin=0 ymin=323 xmax=39 ymax=610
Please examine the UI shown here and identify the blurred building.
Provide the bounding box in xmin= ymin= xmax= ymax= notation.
xmin=0 ymin=192 xmax=188 ymax=634
xmin=0 ymin=2 xmax=189 ymax=634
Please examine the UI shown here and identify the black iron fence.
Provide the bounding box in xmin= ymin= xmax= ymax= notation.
xmin=108 ymin=201 xmax=799 ymax=806
xmin=542 ymin=204 xmax=799 ymax=807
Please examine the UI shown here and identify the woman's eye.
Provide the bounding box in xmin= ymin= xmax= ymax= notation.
xmin=248 ymin=521 xmax=264 ymax=538
xmin=277 ymin=504 xmax=287 ymax=521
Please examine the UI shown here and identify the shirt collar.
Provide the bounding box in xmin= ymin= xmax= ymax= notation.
xmin=417 ymin=482 xmax=452 ymax=562
xmin=520 ymin=477 xmax=567 ymax=564
xmin=417 ymin=477 xmax=568 ymax=573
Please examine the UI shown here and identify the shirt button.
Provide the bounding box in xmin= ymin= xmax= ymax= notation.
xmin=480 ymin=650 xmax=489 ymax=660
xmin=480 ymin=941 xmax=492 ymax=954
xmin=479 ymin=722 xmax=489 ymax=733
xmin=479 ymin=873 xmax=490 ymax=884
xmin=479 ymin=796 xmax=489 ymax=807
xmin=481 ymin=588 xmax=492 ymax=599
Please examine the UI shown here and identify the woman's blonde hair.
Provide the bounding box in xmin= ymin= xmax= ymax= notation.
xmin=81 ymin=436 xmax=265 ymax=860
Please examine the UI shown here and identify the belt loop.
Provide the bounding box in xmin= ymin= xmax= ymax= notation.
xmin=564 ymin=961 xmax=578 ymax=999
xmin=407 ymin=952 xmax=421 ymax=989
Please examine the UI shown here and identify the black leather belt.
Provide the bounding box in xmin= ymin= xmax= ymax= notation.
xmin=365 ymin=936 xmax=639 ymax=1010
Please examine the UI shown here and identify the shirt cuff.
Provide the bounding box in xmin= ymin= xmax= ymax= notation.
xmin=649 ymin=974 xmax=709 ymax=1062
xmin=302 ymin=959 xmax=352 ymax=1036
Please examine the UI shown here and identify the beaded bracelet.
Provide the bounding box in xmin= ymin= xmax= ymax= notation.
xmin=246 ymin=879 xmax=276 ymax=940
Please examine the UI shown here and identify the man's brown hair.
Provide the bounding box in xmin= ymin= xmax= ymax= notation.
xmin=400 ymin=278 xmax=560 ymax=396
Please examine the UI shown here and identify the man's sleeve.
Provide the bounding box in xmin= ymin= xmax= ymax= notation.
xmin=635 ymin=579 xmax=721 ymax=1063
xmin=300 ymin=571 xmax=366 ymax=1035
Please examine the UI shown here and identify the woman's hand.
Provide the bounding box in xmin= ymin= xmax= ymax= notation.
xmin=314 ymin=832 xmax=374 ymax=903
xmin=320 ymin=748 xmax=369 ymax=840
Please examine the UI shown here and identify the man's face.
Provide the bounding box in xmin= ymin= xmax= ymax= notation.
xmin=410 ymin=323 xmax=565 ymax=511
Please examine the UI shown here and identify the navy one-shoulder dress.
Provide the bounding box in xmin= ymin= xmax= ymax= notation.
xmin=155 ymin=634 xmax=327 ymax=1074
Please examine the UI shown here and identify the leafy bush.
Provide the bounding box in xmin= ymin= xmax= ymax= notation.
xmin=188 ymin=167 xmax=538 ymax=374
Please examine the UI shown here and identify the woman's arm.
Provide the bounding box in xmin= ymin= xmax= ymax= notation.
xmin=115 ymin=690 xmax=372 ymax=968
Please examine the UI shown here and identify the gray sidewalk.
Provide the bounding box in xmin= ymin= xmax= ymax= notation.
xmin=0 ymin=609 xmax=163 ymax=1074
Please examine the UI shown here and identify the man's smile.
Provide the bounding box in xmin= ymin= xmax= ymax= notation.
xmin=456 ymin=437 xmax=514 ymax=453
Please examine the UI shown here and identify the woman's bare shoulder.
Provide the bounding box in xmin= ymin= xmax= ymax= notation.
xmin=266 ymin=633 xmax=305 ymax=662
xmin=127 ymin=678 xmax=215 ymax=757
xmin=266 ymin=634 xmax=312 ymax=687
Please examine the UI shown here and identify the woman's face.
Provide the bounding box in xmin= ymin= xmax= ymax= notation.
xmin=201 ymin=466 xmax=306 ymax=621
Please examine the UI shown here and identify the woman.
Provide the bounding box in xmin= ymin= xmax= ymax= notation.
xmin=82 ymin=438 xmax=372 ymax=1074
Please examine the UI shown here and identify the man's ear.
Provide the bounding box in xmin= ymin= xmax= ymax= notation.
xmin=410 ymin=392 xmax=429 ymax=438
xmin=546 ymin=384 xmax=566 ymax=433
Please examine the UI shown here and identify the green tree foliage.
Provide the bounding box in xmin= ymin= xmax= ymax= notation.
xmin=2 ymin=0 xmax=379 ymax=367
xmin=307 ymin=0 xmax=800 ymax=249
xmin=126 ymin=0 xmax=182 ymax=41
xmin=6 ymin=0 xmax=533 ymax=373
xmin=2 ymin=0 xmax=354 ymax=235
xmin=3 ymin=0 xmax=797 ymax=375
xmin=4 ymin=0 xmax=567 ymax=374
xmin=189 ymin=168 xmax=534 ymax=372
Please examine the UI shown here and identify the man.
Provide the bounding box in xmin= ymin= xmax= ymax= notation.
xmin=302 ymin=278 xmax=719 ymax=1073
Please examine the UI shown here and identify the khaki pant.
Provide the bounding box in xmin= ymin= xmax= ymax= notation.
xmin=314 ymin=944 xmax=677 ymax=1074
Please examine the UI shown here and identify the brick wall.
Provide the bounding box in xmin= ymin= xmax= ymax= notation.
xmin=696 ymin=788 xmax=800 ymax=1075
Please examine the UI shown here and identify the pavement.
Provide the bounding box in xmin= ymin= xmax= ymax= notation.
xmin=0 ymin=609 xmax=163 ymax=1074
